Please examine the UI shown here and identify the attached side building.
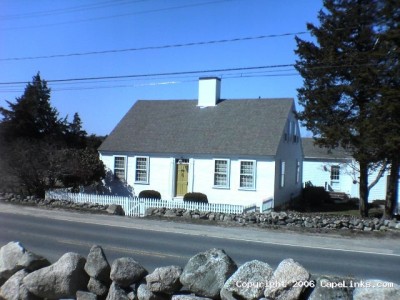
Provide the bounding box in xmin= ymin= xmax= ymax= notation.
xmin=98 ymin=78 xmax=303 ymax=208
xmin=302 ymin=138 xmax=399 ymax=210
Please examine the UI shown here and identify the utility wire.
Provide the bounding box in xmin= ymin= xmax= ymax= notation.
xmin=1 ymin=0 xmax=235 ymax=31
xmin=0 ymin=64 xmax=295 ymax=86
xmin=0 ymin=32 xmax=308 ymax=61
xmin=0 ymin=62 xmax=383 ymax=87
xmin=0 ymin=0 xmax=138 ymax=20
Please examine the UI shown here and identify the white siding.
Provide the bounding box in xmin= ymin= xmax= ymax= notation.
xmin=302 ymin=160 xmax=357 ymax=197
xmin=303 ymin=159 xmax=390 ymax=201
xmin=273 ymin=109 xmax=303 ymax=208
xmin=100 ymin=152 xmax=275 ymax=206
xmin=192 ymin=158 xmax=275 ymax=207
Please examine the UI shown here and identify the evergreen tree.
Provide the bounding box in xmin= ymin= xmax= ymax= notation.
xmin=0 ymin=73 xmax=65 ymax=142
xmin=294 ymin=0 xmax=389 ymax=217
xmin=0 ymin=73 xmax=105 ymax=197
xmin=373 ymin=0 xmax=400 ymax=217
xmin=66 ymin=112 xmax=87 ymax=148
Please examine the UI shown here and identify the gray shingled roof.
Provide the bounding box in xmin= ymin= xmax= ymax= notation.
xmin=99 ymin=98 xmax=294 ymax=156
xmin=302 ymin=138 xmax=352 ymax=159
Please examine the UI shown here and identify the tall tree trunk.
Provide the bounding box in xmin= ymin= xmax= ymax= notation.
xmin=384 ymin=158 xmax=399 ymax=219
xmin=359 ymin=161 xmax=369 ymax=217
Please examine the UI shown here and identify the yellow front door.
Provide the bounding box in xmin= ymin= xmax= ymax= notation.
xmin=175 ymin=163 xmax=188 ymax=196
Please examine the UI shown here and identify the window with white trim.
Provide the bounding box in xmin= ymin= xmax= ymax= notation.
xmin=296 ymin=160 xmax=301 ymax=184
xmin=114 ymin=156 xmax=126 ymax=182
xmin=330 ymin=165 xmax=340 ymax=181
xmin=239 ymin=160 xmax=256 ymax=189
xmin=293 ymin=123 xmax=299 ymax=143
xmin=135 ymin=156 xmax=149 ymax=183
xmin=284 ymin=121 xmax=290 ymax=141
xmin=280 ymin=161 xmax=286 ymax=188
xmin=214 ymin=159 xmax=230 ymax=188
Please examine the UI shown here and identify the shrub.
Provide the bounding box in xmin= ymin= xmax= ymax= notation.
xmin=183 ymin=192 xmax=208 ymax=204
xmin=302 ymin=186 xmax=330 ymax=207
xmin=138 ymin=190 xmax=161 ymax=199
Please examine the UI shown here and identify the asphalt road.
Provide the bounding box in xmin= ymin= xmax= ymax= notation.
xmin=1 ymin=203 xmax=399 ymax=284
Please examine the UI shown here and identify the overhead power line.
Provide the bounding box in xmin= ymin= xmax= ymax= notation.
xmin=0 ymin=32 xmax=308 ymax=61
xmin=0 ymin=61 xmax=383 ymax=87
xmin=0 ymin=64 xmax=295 ymax=86
xmin=0 ymin=0 xmax=138 ymax=20
xmin=1 ymin=0 xmax=235 ymax=31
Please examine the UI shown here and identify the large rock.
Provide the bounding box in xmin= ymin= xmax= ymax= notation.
xmin=0 ymin=269 xmax=38 ymax=300
xmin=107 ymin=204 xmax=125 ymax=216
xmin=110 ymin=257 xmax=147 ymax=287
xmin=308 ymin=276 xmax=354 ymax=300
xmin=180 ymin=248 xmax=237 ymax=299
xmin=0 ymin=241 xmax=26 ymax=279
xmin=146 ymin=265 xmax=183 ymax=294
xmin=172 ymin=296 xmax=213 ymax=300
xmin=353 ymin=280 xmax=400 ymax=300
xmin=221 ymin=260 xmax=273 ymax=300
xmin=264 ymin=258 xmax=310 ymax=300
xmin=17 ymin=251 xmax=51 ymax=272
xmin=88 ymin=277 xmax=109 ymax=297
xmin=77 ymin=290 xmax=98 ymax=300
xmin=137 ymin=283 xmax=169 ymax=300
xmin=84 ymin=245 xmax=111 ymax=283
xmin=106 ymin=282 xmax=130 ymax=300
xmin=23 ymin=252 xmax=89 ymax=299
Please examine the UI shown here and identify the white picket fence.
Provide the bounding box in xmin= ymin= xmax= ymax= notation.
xmin=45 ymin=190 xmax=246 ymax=217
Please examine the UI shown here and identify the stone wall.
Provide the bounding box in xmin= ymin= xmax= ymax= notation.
xmin=0 ymin=241 xmax=399 ymax=300
xmin=0 ymin=193 xmax=124 ymax=216
xmin=1 ymin=192 xmax=400 ymax=233
xmin=146 ymin=208 xmax=400 ymax=233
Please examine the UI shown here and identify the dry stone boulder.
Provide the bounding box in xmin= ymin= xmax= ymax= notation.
xmin=17 ymin=251 xmax=51 ymax=272
xmin=110 ymin=257 xmax=147 ymax=287
xmin=88 ymin=277 xmax=109 ymax=297
xmin=0 ymin=269 xmax=35 ymax=300
xmin=308 ymin=276 xmax=354 ymax=300
xmin=0 ymin=241 xmax=26 ymax=279
xmin=264 ymin=258 xmax=310 ymax=300
xmin=106 ymin=282 xmax=130 ymax=300
xmin=77 ymin=290 xmax=98 ymax=300
xmin=84 ymin=245 xmax=111 ymax=283
xmin=353 ymin=280 xmax=400 ymax=300
xmin=137 ymin=283 xmax=169 ymax=300
xmin=23 ymin=252 xmax=89 ymax=299
xmin=146 ymin=265 xmax=183 ymax=294
xmin=18 ymin=284 xmax=41 ymax=300
xmin=172 ymin=295 xmax=213 ymax=300
xmin=106 ymin=204 xmax=125 ymax=216
xmin=221 ymin=260 xmax=273 ymax=300
xmin=180 ymin=248 xmax=237 ymax=299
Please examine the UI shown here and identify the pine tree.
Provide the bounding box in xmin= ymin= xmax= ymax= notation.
xmin=373 ymin=0 xmax=400 ymax=217
xmin=66 ymin=112 xmax=87 ymax=148
xmin=0 ymin=73 xmax=105 ymax=196
xmin=0 ymin=73 xmax=65 ymax=141
xmin=294 ymin=0 xmax=388 ymax=217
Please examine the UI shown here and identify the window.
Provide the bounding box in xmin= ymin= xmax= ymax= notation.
xmin=284 ymin=121 xmax=290 ymax=141
xmin=296 ymin=160 xmax=301 ymax=184
xmin=114 ymin=156 xmax=126 ymax=181
xmin=280 ymin=161 xmax=286 ymax=188
xmin=293 ymin=123 xmax=298 ymax=143
xmin=135 ymin=156 xmax=149 ymax=183
xmin=331 ymin=166 xmax=340 ymax=181
xmin=214 ymin=159 xmax=230 ymax=188
xmin=240 ymin=160 xmax=256 ymax=189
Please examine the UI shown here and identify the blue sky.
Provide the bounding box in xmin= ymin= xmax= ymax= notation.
xmin=1 ymin=0 xmax=322 ymax=136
